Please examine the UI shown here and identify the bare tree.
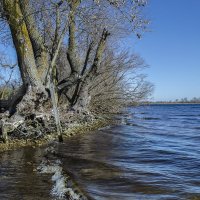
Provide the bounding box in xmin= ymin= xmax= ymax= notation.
xmin=0 ymin=53 xmax=20 ymax=99
xmin=89 ymin=50 xmax=153 ymax=113
xmin=0 ymin=0 xmax=151 ymax=142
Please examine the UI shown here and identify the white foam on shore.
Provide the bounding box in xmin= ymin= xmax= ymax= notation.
xmin=37 ymin=159 xmax=80 ymax=199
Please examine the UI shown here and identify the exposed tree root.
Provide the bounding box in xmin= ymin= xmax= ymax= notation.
xmin=0 ymin=114 xmax=110 ymax=152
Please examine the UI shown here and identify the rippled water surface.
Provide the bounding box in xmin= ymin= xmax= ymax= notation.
xmin=1 ymin=104 xmax=200 ymax=200
xmin=0 ymin=147 xmax=53 ymax=200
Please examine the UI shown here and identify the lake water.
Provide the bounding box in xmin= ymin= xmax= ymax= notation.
xmin=1 ymin=104 xmax=200 ymax=200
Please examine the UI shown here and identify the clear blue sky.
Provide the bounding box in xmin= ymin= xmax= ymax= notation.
xmin=1 ymin=0 xmax=200 ymax=101
xmin=133 ymin=0 xmax=200 ymax=101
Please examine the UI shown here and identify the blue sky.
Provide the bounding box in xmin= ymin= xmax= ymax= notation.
xmin=1 ymin=0 xmax=200 ymax=101
xmin=132 ymin=0 xmax=200 ymax=101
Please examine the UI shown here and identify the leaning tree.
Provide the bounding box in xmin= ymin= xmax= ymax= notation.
xmin=0 ymin=0 xmax=150 ymax=142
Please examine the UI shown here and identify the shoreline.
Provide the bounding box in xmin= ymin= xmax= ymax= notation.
xmin=142 ymin=102 xmax=200 ymax=105
xmin=0 ymin=118 xmax=112 ymax=153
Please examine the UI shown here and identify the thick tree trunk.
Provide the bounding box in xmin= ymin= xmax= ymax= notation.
xmin=73 ymin=82 xmax=91 ymax=111
xmin=71 ymin=29 xmax=110 ymax=111
xmin=19 ymin=0 xmax=50 ymax=82
xmin=2 ymin=0 xmax=63 ymax=142
xmin=3 ymin=0 xmax=47 ymax=117
xmin=3 ymin=0 xmax=44 ymax=90
xmin=8 ymin=85 xmax=27 ymax=115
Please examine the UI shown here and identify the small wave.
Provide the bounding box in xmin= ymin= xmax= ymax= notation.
xmin=175 ymin=114 xmax=200 ymax=117
xmin=37 ymin=159 xmax=85 ymax=200
xmin=194 ymin=127 xmax=200 ymax=130
xmin=126 ymin=122 xmax=139 ymax=126
xmin=143 ymin=117 xmax=160 ymax=120
xmin=140 ymin=112 xmax=148 ymax=115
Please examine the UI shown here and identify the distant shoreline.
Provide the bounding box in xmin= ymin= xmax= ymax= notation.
xmin=142 ymin=102 xmax=200 ymax=105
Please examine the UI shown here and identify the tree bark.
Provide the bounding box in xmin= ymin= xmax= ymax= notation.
xmin=73 ymin=29 xmax=110 ymax=109
xmin=19 ymin=0 xmax=49 ymax=82
xmin=3 ymin=0 xmax=63 ymax=142
xmin=67 ymin=0 xmax=81 ymax=74
xmin=3 ymin=0 xmax=44 ymax=90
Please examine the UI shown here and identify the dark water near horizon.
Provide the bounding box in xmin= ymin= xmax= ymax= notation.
xmin=1 ymin=104 xmax=200 ymax=200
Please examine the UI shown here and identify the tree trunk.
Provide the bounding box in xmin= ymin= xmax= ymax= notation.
xmin=73 ymin=82 xmax=91 ymax=112
xmin=3 ymin=0 xmax=63 ymax=142
xmin=3 ymin=0 xmax=44 ymax=90
xmin=49 ymin=82 xmax=63 ymax=142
